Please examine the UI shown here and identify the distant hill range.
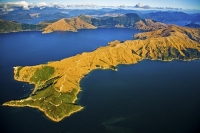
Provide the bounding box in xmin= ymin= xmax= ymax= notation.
xmin=43 ymin=13 xmax=168 ymax=33
xmin=0 ymin=7 xmax=66 ymax=21
xmin=0 ymin=19 xmax=46 ymax=33
xmin=89 ymin=13 xmax=142 ymax=28
xmin=141 ymin=11 xmax=193 ymax=22
xmin=1 ymin=7 xmax=200 ymax=23
xmin=0 ymin=13 xmax=154 ymax=33
xmin=0 ymin=12 xmax=198 ymax=34
xmin=185 ymin=22 xmax=200 ymax=28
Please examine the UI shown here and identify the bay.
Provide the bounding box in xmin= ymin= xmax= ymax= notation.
xmin=0 ymin=28 xmax=200 ymax=133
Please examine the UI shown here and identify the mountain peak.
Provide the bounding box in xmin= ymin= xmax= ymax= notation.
xmin=42 ymin=17 xmax=96 ymax=33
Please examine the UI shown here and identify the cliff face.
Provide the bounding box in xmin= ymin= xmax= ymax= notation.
xmin=42 ymin=17 xmax=97 ymax=33
xmin=3 ymin=26 xmax=200 ymax=122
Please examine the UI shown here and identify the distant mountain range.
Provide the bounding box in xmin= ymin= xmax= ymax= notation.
xmin=1 ymin=10 xmax=200 ymax=34
xmin=41 ymin=13 xmax=146 ymax=33
xmin=185 ymin=22 xmax=200 ymax=28
xmin=141 ymin=11 xmax=193 ymax=22
xmin=1 ymin=13 xmax=169 ymax=33
xmin=0 ymin=1 xmax=186 ymax=12
xmin=1 ymin=6 xmax=200 ymax=24
xmin=87 ymin=13 xmax=143 ymax=28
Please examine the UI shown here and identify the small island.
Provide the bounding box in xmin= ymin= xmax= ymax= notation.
xmin=3 ymin=25 xmax=200 ymax=122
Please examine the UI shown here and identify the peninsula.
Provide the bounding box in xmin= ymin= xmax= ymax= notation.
xmin=3 ymin=25 xmax=200 ymax=122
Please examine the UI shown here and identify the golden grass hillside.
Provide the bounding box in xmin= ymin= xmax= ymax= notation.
xmin=135 ymin=19 xmax=169 ymax=31
xmin=42 ymin=17 xmax=96 ymax=33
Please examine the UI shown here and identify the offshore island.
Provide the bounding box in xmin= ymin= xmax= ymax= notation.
xmin=2 ymin=24 xmax=200 ymax=122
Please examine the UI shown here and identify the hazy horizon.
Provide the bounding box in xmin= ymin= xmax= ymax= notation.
xmin=0 ymin=0 xmax=200 ymax=10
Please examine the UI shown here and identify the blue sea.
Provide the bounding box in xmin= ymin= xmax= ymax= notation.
xmin=166 ymin=20 xmax=191 ymax=26
xmin=0 ymin=28 xmax=200 ymax=133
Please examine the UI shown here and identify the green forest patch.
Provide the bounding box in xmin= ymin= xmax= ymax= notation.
xmin=30 ymin=66 xmax=55 ymax=83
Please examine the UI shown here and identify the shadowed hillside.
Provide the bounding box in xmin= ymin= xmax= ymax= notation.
xmin=0 ymin=19 xmax=46 ymax=33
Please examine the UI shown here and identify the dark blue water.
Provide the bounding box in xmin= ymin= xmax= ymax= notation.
xmin=0 ymin=28 xmax=137 ymax=68
xmin=166 ymin=21 xmax=191 ymax=26
xmin=0 ymin=29 xmax=200 ymax=133
xmin=80 ymin=60 xmax=200 ymax=133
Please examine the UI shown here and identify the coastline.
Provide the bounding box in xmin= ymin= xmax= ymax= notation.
xmin=3 ymin=25 xmax=200 ymax=122
xmin=2 ymin=103 xmax=84 ymax=122
xmin=3 ymin=57 xmax=200 ymax=122
xmin=0 ymin=29 xmax=43 ymax=34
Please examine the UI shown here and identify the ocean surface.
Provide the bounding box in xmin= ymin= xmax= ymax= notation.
xmin=166 ymin=20 xmax=191 ymax=26
xmin=0 ymin=28 xmax=200 ymax=133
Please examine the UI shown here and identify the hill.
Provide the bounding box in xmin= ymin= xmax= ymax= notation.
xmin=135 ymin=19 xmax=168 ymax=31
xmin=90 ymin=13 xmax=143 ymax=28
xmin=0 ymin=19 xmax=46 ymax=33
xmin=185 ymin=22 xmax=200 ymax=28
xmin=142 ymin=11 xmax=192 ymax=22
xmin=0 ymin=10 xmax=32 ymax=21
xmin=42 ymin=13 xmax=144 ymax=33
xmin=3 ymin=25 xmax=200 ymax=122
xmin=42 ymin=17 xmax=97 ymax=33
xmin=0 ymin=19 xmax=21 ymax=33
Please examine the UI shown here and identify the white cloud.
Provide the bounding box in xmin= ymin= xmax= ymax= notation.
xmin=37 ymin=2 xmax=48 ymax=7
xmin=135 ymin=3 xmax=150 ymax=9
xmin=136 ymin=3 xmax=143 ymax=8
xmin=0 ymin=1 xmax=63 ymax=12
xmin=6 ymin=1 xmax=30 ymax=10
xmin=0 ymin=7 xmax=14 ymax=12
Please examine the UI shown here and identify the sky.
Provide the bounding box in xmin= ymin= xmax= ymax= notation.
xmin=0 ymin=0 xmax=200 ymax=9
